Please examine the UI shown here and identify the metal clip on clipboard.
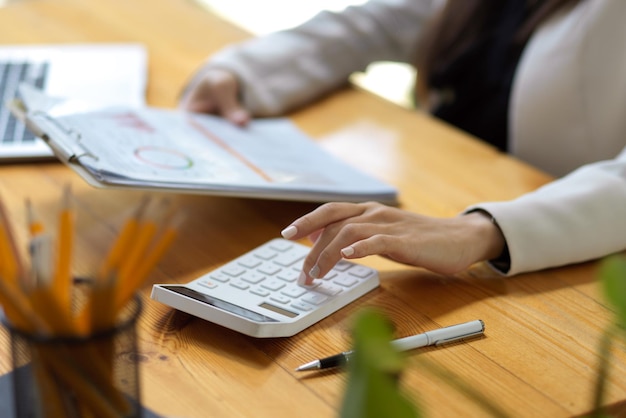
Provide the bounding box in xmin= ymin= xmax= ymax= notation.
xmin=9 ymin=96 xmax=97 ymax=164
xmin=28 ymin=110 xmax=97 ymax=163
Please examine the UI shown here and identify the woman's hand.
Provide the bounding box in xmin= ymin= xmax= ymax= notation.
xmin=281 ymin=202 xmax=506 ymax=285
xmin=179 ymin=68 xmax=250 ymax=126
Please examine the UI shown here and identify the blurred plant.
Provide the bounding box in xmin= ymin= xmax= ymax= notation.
xmin=589 ymin=255 xmax=626 ymax=418
xmin=340 ymin=308 xmax=420 ymax=418
xmin=339 ymin=308 xmax=508 ymax=418
xmin=340 ymin=255 xmax=626 ymax=418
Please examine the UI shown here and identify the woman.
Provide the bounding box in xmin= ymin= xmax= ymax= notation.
xmin=181 ymin=0 xmax=626 ymax=283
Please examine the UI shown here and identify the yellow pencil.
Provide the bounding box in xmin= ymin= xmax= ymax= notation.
xmin=0 ymin=195 xmax=25 ymax=288
xmin=115 ymin=210 xmax=184 ymax=313
xmin=78 ymin=196 xmax=151 ymax=332
xmin=98 ymin=195 xmax=150 ymax=282
xmin=29 ymin=232 xmax=54 ymax=288
xmin=26 ymin=198 xmax=49 ymax=288
xmin=0 ymin=278 xmax=50 ymax=334
xmin=2 ymin=190 xmax=140 ymax=416
xmin=116 ymin=198 xmax=169 ymax=286
xmin=26 ymin=198 xmax=45 ymax=237
xmin=52 ymin=185 xmax=74 ymax=318
xmin=0 ymin=194 xmax=49 ymax=333
xmin=0 ymin=223 xmax=18 ymax=287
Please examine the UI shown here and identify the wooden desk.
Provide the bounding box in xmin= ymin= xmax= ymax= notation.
xmin=1 ymin=0 xmax=624 ymax=417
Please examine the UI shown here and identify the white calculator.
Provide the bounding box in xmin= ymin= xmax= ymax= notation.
xmin=150 ymin=238 xmax=380 ymax=338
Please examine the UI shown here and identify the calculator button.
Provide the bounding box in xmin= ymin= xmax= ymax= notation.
xmin=281 ymin=286 xmax=307 ymax=298
xmin=334 ymin=276 xmax=359 ymax=288
xmin=230 ymin=280 xmax=250 ymax=290
xmin=276 ymin=270 xmax=299 ymax=282
xmin=198 ymin=280 xmax=218 ymax=289
xmin=269 ymin=241 xmax=292 ymax=252
xmin=253 ymin=248 xmax=278 ymax=260
xmin=258 ymin=263 xmax=281 ymax=275
xmin=315 ymin=284 xmax=343 ymax=296
xmin=299 ymin=281 xmax=319 ymax=290
xmin=332 ymin=260 xmax=352 ymax=272
xmin=261 ymin=279 xmax=285 ymax=291
xmin=301 ymin=293 xmax=328 ymax=305
xmin=291 ymin=301 xmax=313 ymax=312
xmin=209 ymin=272 xmax=231 ymax=283
xmin=222 ymin=265 xmax=246 ymax=277
xmin=270 ymin=295 xmax=291 ymax=304
xmin=241 ymin=272 xmax=266 ymax=284
xmin=273 ymin=252 xmax=305 ymax=267
xmin=348 ymin=266 xmax=374 ymax=278
xmin=250 ymin=288 xmax=270 ymax=297
xmin=238 ymin=256 xmax=262 ymax=269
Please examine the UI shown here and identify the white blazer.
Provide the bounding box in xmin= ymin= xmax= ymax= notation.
xmin=195 ymin=0 xmax=626 ymax=275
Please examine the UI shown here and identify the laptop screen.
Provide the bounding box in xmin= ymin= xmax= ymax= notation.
xmin=0 ymin=61 xmax=49 ymax=146
xmin=0 ymin=43 xmax=147 ymax=163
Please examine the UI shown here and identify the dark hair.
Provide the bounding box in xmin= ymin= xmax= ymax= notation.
xmin=414 ymin=0 xmax=582 ymax=102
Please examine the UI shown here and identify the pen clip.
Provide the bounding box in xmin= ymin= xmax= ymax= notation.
xmin=434 ymin=330 xmax=484 ymax=346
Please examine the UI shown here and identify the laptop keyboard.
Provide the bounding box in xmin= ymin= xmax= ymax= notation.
xmin=0 ymin=61 xmax=49 ymax=145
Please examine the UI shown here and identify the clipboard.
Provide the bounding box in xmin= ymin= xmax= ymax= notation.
xmin=12 ymin=84 xmax=398 ymax=204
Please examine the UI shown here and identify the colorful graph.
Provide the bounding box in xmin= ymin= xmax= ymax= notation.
xmin=134 ymin=146 xmax=193 ymax=170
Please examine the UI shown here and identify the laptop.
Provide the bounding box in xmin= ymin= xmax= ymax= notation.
xmin=0 ymin=43 xmax=147 ymax=162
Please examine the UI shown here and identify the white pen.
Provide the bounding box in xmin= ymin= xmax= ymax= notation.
xmin=295 ymin=319 xmax=485 ymax=371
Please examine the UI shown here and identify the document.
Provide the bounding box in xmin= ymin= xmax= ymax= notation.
xmin=13 ymin=85 xmax=398 ymax=203
xmin=0 ymin=43 xmax=147 ymax=162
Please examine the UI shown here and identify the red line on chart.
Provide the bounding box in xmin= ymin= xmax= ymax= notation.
xmin=186 ymin=116 xmax=274 ymax=182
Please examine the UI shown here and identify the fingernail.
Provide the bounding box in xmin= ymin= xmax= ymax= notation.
xmin=341 ymin=246 xmax=354 ymax=257
xmin=297 ymin=271 xmax=308 ymax=286
xmin=309 ymin=265 xmax=320 ymax=279
xmin=281 ymin=225 xmax=297 ymax=239
xmin=229 ymin=109 xmax=249 ymax=125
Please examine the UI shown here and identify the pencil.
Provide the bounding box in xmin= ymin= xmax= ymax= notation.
xmin=95 ymin=198 xmax=164 ymax=328
xmin=29 ymin=232 xmax=54 ymax=287
xmin=116 ymin=198 xmax=169 ymax=286
xmin=52 ymin=185 xmax=74 ymax=318
xmin=115 ymin=210 xmax=184 ymax=313
xmin=98 ymin=195 xmax=150 ymax=282
xmin=26 ymin=198 xmax=50 ymax=287
xmin=26 ymin=198 xmax=45 ymax=237
xmin=0 ymin=190 xmax=153 ymax=416
xmin=0 ymin=194 xmax=49 ymax=332
xmin=0 ymin=195 xmax=25 ymax=288
xmin=0 ymin=278 xmax=50 ymax=334
xmin=74 ymin=196 xmax=152 ymax=332
xmin=0 ymin=221 xmax=18 ymax=288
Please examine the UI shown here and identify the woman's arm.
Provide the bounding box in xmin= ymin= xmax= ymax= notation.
xmin=181 ymin=0 xmax=438 ymax=117
xmin=282 ymin=148 xmax=626 ymax=283
xmin=467 ymin=147 xmax=626 ymax=275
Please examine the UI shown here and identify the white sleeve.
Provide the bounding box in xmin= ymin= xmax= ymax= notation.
xmin=185 ymin=0 xmax=438 ymax=116
xmin=466 ymin=147 xmax=626 ymax=276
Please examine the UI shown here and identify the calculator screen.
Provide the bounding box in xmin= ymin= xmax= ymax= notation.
xmin=162 ymin=285 xmax=279 ymax=323
xmin=258 ymin=302 xmax=298 ymax=318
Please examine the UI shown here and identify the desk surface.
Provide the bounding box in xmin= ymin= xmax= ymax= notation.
xmin=1 ymin=0 xmax=625 ymax=417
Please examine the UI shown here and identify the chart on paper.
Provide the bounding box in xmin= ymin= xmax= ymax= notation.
xmin=60 ymin=108 xmax=382 ymax=192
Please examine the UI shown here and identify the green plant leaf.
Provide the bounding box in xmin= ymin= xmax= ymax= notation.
xmin=340 ymin=308 xmax=420 ymax=418
xmin=599 ymin=255 xmax=626 ymax=329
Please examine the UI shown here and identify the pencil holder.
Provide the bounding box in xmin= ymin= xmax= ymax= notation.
xmin=4 ymin=294 xmax=143 ymax=418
